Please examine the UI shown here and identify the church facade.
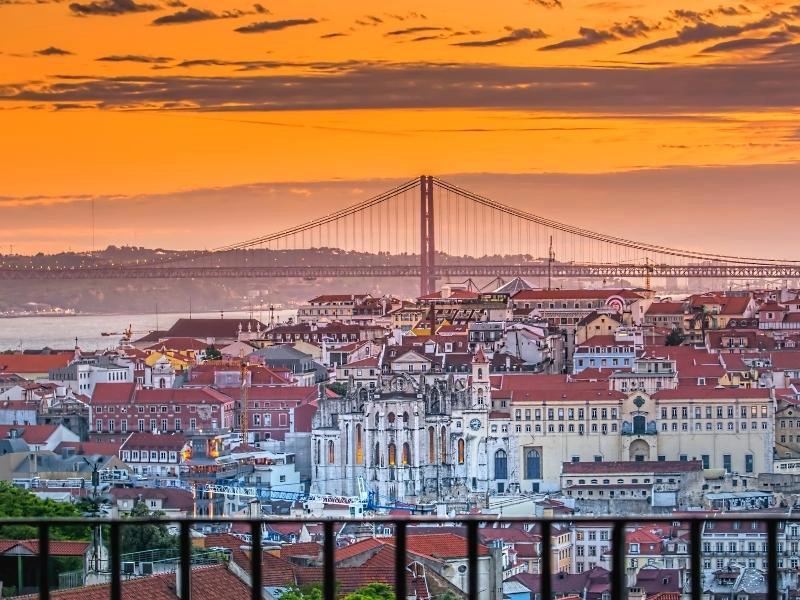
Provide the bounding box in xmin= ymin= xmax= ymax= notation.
xmin=310 ymin=350 xmax=516 ymax=504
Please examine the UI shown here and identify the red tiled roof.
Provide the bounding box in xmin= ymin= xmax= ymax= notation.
xmin=133 ymin=387 xmax=233 ymax=405
xmin=232 ymin=548 xmax=298 ymax=587
xmin=405 ymin=533 xmax=488 ymax=559
xmin=335 ymin=537 xmax=383 ymax=561
xmin=165 ymin=318 xmax=267 ymax=339
xmin=90 ymin=382 xmax=137 ymax=405
xmin=56 ymin=441 xmax=122 ymax=456
xmin=512 ymin=289 xmax=643 ymax=301
xmin=308 ymin=294 xmax=370 ymax=303
xmin=0 ymin=539 xmax=89 ymax=557
xmin=0 ymin=353 xmax=72 ymax=374
xmin=577 ymin=335 xmax=634 ymax=347
xmin=0 ymin=424 xmax=59 ymax=445
xmin=651 ymin=387 xmax=771 ymax=400
xmin=645 ymin=302 xmax=685 ymax=315
xmin=279 ymin=542 xmax=322 ymax=559
xmin=219 ymin=386 xmax=317 ymax=404
xmin=343 ymin=356 xmax=379 ymax=368
xmin=21 ymin=564 xmax=251 ymax=600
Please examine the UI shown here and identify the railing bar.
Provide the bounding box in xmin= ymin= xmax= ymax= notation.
xmin=540 ymin=520 xmax=552 ymax=600
xmin=395 ymin=521 xmax=407 ymax=600
xmin=690 ymin=520 xmax=702 ymax=600
xmin=110 ymin=521 xmax=122 ymax=600
xmin=251 ymin=521 xmax=263 ymax=600
xmin=179 ymin=521 xmax=192 ymax=600
xmin=466 ymin=520 xmax=479 ymax=600
xmin=611 ymin=520 xmax=627 ymax=600
xmin=38 ymin=523 xmax=50 ymax=600
xmin=323 ymin=521 xmax=336 ymax=600
xmin=767 ymin=520 xmax=779 ymax=600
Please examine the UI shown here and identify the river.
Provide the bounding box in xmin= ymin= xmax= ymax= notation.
xmin=0 ymin=310 xmax=297 ymax=351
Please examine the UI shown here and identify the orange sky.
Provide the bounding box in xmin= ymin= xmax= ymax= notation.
xmin=1 ymin=0 xmax=799 ymax=253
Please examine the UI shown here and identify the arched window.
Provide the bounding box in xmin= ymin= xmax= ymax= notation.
xmin=388 ymin=443 xmax=397 ymax=467
xmin=374 ymin=442 xmax=381 ymax=466
xmin=374 ymin=413 xmax=380 ymax=428
xmin=388 ymin=412 xmax=396 ymax=425
xmin=344 ymin=424 xmax=349 ymax=465
xmin=402 ymin=412 xmax=409 ymax=424
xmin=477 ymin=388 xmax=484 ymax=405
xmin=457 ymin=438 xmax=465 ymax=465
xmin=159 ymin=378 xmax=166 ymax=389
xmin=402 ymin=442 xmax=411 ymax=466
xmin=355 ymin=424 xmax=363 ymax=464
xmin=440 ymin=427 xmax=447 ymax=464
xmin=495 ymin=449 xmax=508 ymax=480
xmin=428 ymin=426 xmax=435 ymax=464
xmin=315 ymin=440 xmax=321 ymax=465
xmin=327 ymin=440 xmax=335 ymax=464
xmin=477 ymin=368 xmax=483 ymax=379
xmin=525 ymin=449 xmax=541 ymax=479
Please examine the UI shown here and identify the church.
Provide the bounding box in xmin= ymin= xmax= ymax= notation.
xmin=311 ymin=350 xmax=516 ymax=504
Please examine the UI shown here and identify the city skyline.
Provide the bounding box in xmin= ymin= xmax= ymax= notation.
xmin=1 ymin=0 xmax=799 ymax=253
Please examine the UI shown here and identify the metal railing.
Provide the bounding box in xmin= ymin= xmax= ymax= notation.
xmin=11 ymin=514 xmax=797 ymax=600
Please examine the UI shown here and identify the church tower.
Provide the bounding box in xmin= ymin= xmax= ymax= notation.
xmin=471 ymin=348 xmax=490 ymax=409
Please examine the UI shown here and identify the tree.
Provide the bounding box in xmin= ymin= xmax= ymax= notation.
xmin=343 ymin=583 xmax=395 ymax=600
xmin=0 ymin=482 xmax=89 ymax=541
xmin=205 ymin=345 xmax=223 ymax=361
xmin=665 ymin=328 xmax=685 ymax=346
xmin=120 ymin=501 xmax=177 ymax=554
xmin=327 ymin=382 xmax=348 ymax=397
xmin=280 ymin=583 xmax=324 ymax=600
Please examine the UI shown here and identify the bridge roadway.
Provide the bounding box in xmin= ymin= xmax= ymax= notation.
xmin=1 ymin=263 xmax=799 ymax=280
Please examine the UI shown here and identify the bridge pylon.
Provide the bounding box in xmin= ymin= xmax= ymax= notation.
xmin=419 ymin=175 xmax=436 ymax=297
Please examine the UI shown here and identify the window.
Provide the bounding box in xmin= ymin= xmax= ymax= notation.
xmin=402 ymin=443 xmax=411 ymax=466
xmin=723 ymin=454 xmax=732 ymax=473
xmin=327 ymin=440 xmax=336 ymax=464
xmin=457 ymin=438 xmax=465 ymax=464
xmin=745 ymin=454 xmax=754 ymax=473
xmin=190 ymin=418 xmax=196 ymax=430
xmin=174 ymin=418 xmax=181 ymax=431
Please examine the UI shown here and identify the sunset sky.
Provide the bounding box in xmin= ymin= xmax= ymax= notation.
xmin=1 ymin=0 xmax=799 ymax=255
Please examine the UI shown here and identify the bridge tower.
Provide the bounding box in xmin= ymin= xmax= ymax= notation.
xmin=419 ymin=175 xmax=436 ymax=297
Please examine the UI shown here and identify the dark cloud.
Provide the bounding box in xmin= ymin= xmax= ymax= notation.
xmin=611 ymin=17 xmax=657 ymax=37
xmin=529 ymin=0 xmax=562 ymax=8
xmin=385 ymin=11 xmax=426 ymax=21
xmin=320 ymin=32 xmax=346 ymax=39
xmin=623 ymin=14 xmax=785 ymax=53
xmin=97 ymin=54 xmax=172 ymax=63
xmin=385 ymin=26 xmax=450 ymax=36
xmin=69 ymin=0 xmax=157 ymax=16
xmin=5 ymin=61 xmax=800 ymax=113
xmin=540 ymin=27 xmax=615 ymax=50
xmin=35 ymin=46 xmax=73 ymax=56
xmin=453 ymin=27 xmax=547 ymax=47
xmin=173 ymin=58 xmax=367 ymax=71
xmin=165 ymin=0 xmax=184 ymax=5
xmin=153 ymin=6 xmax=257 ymax=25
xmin=701 ymin=30 xmax=792 ymax=53
xmin=234 ymin=17 xmax=317 ymax=34
xmin=354 ymin=14 xmax=382 ymax=26
xmin=764 ymin=42 xmax=800 ymax=61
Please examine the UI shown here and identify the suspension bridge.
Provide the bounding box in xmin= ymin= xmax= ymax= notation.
xmin=2 ymin=175 xmax=799 ymax=296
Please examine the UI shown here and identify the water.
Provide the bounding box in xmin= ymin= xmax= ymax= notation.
xmin=0 ymin=310 xmax=297 ymax=351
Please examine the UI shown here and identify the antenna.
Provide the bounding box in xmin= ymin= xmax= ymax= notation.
xmin=547 ymin=235 xmax=555 ymax=291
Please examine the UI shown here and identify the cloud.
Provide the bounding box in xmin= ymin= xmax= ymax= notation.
xmin=35 ymin=46 xmax=73 ymax=56
xmin=6 ymin=61 xmax=800 ymax=114
xmin=453 ymin=27 xmax=547 ymax=47
xmin=152 ymin=6 xmax=257 ymax=25
xmin=69 ymin=0 xmax=157 ymax=16
xmin=234 ymin=17 xmax=318 ymax=34
xmin=623 ymin=14 xmax=785 ymax=53
xmin=701 ymin=30 xmax=792 ymax=53
xmin=611 ymin=17 xmax=657 ymax=37
xmin=540 ymin=27 xmax=616 ymax=50
xmin=385 ymin=26 xmax=450 ymax=36
xmin=320 ymin=32 xmax=346 ymax=39
xmin=97 ymin=54 xmax=172 ymax=63
xmin=529 ymin=0 xmax=562 ymax=7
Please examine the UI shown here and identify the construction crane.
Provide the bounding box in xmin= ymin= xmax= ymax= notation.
xmin=202 ymin=477 xmax=374 ymax=516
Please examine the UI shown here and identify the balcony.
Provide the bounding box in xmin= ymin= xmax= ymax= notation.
xmin=6 ymin=515 xmax=795 ymax=600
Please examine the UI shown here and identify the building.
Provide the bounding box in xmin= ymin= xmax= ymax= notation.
xmin=89 ymin=383 xmax=235 ymax=441
xmin=48 ymin=354 xmax=134 ymax=396
xmin=119 ymin=432 xmax=188 ymax=477
xmin=573 ymin=334 xmax=637 ymax=374
xmin=217 ymin=385 xmax=318 ymax=442
xmin=311 ymin=351 xmax=495 ymax=503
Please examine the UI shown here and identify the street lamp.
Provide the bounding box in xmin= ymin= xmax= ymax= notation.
xmin=82 ymin=458 xmax=103 ymax=574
